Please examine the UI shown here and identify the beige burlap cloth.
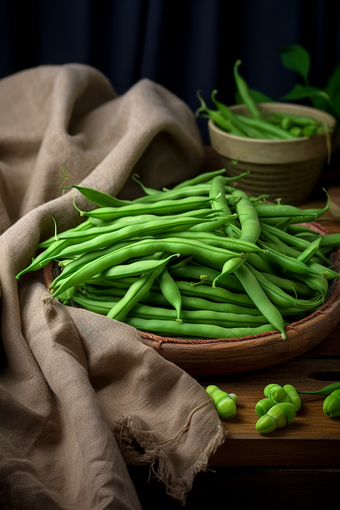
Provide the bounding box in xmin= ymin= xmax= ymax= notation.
xmin=0 ymin=64 xmax=227 ymax=509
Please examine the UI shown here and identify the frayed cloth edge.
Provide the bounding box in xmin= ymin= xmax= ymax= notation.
xmin=115 ymin=412 xmax=227 ymax=506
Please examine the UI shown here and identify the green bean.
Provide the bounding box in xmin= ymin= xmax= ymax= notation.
xmin=157 ymin=264 xmax=183 ymax=322
xmin=259 ymin=215 xmax=317 ymax=226
xmin=171 ymin=169 xmax=227 ymax=190
xmin=39 ymin=209 xmax=218 ymax=248
xmin=245 ymin=263 xmax=323 ymax=310
xmin=91 ymin=253 xmax=179 ymax=281
xmin=307 ymin=260 xmax=340 ymax=280
xmin=247 ymin=253 xmax=276 ymax=275
xmin=260 ymin=273 xmax=312 ymax=298
xmin=234 ymin=264 xmax=286 ymax=339
xmin=63 ymin=185 xmax=133 ymax=208
xmin=209 ymin=176 xmax=239 ymax=232
xmin=253 ymin=202 xmax=318 ymax=219
xmin=286 ymin=224 xmax=318 ymax=237
xmin=72 ymin=293 xmax=119 ymax=314
xmin=57 ymin=286 xmax=76 ymax=305
xmin=17 ymin=218 xmax=93 ymax=276
xmin=49 ymin=241 xmax=133 ymax=284
xmin=213 ymin=187 xmax=261 ymax=285
xmin=85 ymin=287 xmax=128 ymax=298
xmin=290 ymin=126 xmax=302 ymax=137
xmin=319 ymin=233 xmax=340 ymax=248
xmin=156 ymin=230 xmax=263 ymax=254
xmin=39 ymin=214 xmax=168 ymax=246
xmin=301 ymin=190 xmax=330 ymax=219
xmin=296 ymin=236 xmax=323 ymax=263
xmin=233 ymin=60 xmax=263 ymax=120
xmin=86 ymin=284 xmax=264 ymax=316
xmin=259 ymin=230 xmax=302 ymax=259
xmin=42 ymin=216 xmax=212 ymax=260
xmin=188 ymin=214 xmax=238 ymax=232
xmin=125 ymin=304 xmax=269 ymax=327
xmin=16 ymin=239 xmax=71 ymax=278
xmin=123 ymin=317 xmax=274 ymax=339
xmin=125 ymin=182 xmax=213 ymax=204
xmin=75 ymin=293 xmax=268 ymax=328
xmin=168 ymin=264 xmax=245 ymax=293
xmin=277 ymin=306 xmax=319 ymax=317
xmin=296 ymin=273 xmax=329 ymax=301
xmin=270 ymin=111 xmax=319 ymax=127
xmin=51 ymin=238 xmax=241 ymax=298
xmin=106 ymin=261 xmax=167 ymax=321
xmin=74 ymin=195 xmax=215 ymax=220
xmin=258 ymin=241 xmax=327 ymax=276
xmin=231 ymin=189 xmax=261 ymax=244
xmin=130 ymin=173 xmax=162 ymax=196
xmin=211 ymin=90 xmax=264 ymax=139
xmin=260 ymin=223 xmax=332 ymax=267
xmin=234 ymin=114 xmax=296 ymax=140
xmin=195 ymin=91 xmax=247 ymax=137
xmin=176 ymin=280 xmax=255 ymax=307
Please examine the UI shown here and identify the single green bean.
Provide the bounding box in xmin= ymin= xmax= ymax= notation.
xmin=172 ymin=168 xmax=226 ymax=190
xmin=253 ymin=202 xmax=317 ymax=219
xmin=234 ymin=264 xmax=286 ymax=339
xmin=63 ymin=185 xmax=133 ymax=208
xmin=157 ymin=263 xmax=183 ymax=322
xmin=234 ymin=114 xmax=296 ymax=140
xmin=233 ymin=60 xmax=263 ymax=120
xmin=296 ymin=236 xmax=323 ymax=263
xmin=75 ymin=195 xmax=215 ymax=220
xmin=124 ymin=317 xmax=274 ymax=339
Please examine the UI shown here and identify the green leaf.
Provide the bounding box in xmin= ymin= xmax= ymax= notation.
xmin=325 ymin=60 xmax=340 ymax=98
xmin=281 ymin=83 xmax=324 ymax=101
xmin=310 ymin=94 xmax=332 ymax=114
xmin=235 ymin=88 xmax=274 ymax=105
xmin=330 ymin=89 xmax=340 ymax=114
xmin=279 ymin=44 xmax=310 ymax=84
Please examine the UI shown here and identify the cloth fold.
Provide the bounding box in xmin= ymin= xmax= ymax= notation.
xmin=0 ymin=64 xmax=227 ymax=509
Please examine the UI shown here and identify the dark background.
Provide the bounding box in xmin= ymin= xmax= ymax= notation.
xmin=1 ymin=0 xmax=340 ymax=143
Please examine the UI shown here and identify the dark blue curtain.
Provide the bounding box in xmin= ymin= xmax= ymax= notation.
xmin=1 ymin=0 xmax=340 ymax=143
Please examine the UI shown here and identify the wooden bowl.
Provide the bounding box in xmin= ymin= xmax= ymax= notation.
xmin=208 ymin=103 xmax=336 ymax=206
xmin=43 ymin=224 xmax=340 ymax=377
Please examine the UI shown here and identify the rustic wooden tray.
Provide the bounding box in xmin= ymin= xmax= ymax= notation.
xmin=43 ymin=224 xmax=340 ymax=377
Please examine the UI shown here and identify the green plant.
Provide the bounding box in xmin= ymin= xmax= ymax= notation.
xmin=279 ymin=44 xmax=340 ymax=126
xmin=234 ymin=45 xmax=340 ymax=129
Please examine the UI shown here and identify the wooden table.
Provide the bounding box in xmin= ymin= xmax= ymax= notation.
xmin=128 ymin=151 xmax=340 ymax=509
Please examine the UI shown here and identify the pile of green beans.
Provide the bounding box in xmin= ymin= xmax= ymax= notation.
xmin=195 ymin=59 xmax=332 ymax=140
xmin=16 ymin=168 xmax=340 ymax=340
